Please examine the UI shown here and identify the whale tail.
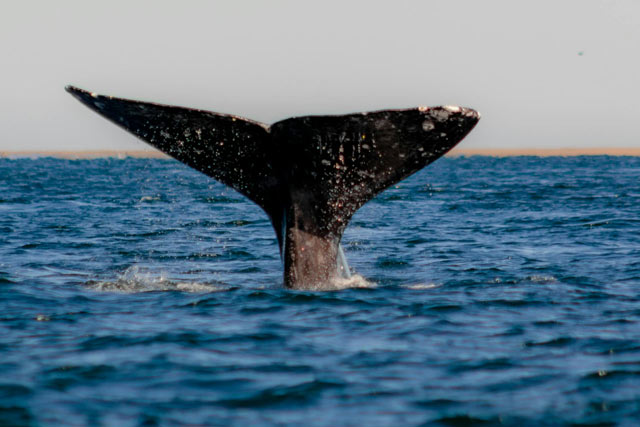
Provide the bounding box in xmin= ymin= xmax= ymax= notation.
xmin=66 ymin=86 xmax=479 ymax=289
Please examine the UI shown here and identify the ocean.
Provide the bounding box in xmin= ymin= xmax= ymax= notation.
xmin=1 ymin=155 xmax=639 ymax=425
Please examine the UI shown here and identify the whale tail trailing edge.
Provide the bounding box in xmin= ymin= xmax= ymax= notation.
xmin=66 ymin=85 xmax=479 ymax=289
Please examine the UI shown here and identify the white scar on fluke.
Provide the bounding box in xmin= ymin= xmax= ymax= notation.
xmin=66 ymin=85 xmax=480 ymax=290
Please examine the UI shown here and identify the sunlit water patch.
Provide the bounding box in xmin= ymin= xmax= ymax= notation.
xmin=1 ymin=156 xmax=640 ymax=425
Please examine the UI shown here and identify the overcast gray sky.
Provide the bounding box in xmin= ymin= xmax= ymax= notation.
xmin=1 ymin=0 xmax=639 ymax=150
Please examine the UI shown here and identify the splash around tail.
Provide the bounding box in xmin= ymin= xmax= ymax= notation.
xmin=85 ymin=266 xmax=226 ymax=293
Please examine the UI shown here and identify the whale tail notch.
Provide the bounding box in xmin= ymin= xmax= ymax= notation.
xmin=66 ymin=85 xmax=479 ymax=289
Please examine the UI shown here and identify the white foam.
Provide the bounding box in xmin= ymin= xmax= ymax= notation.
xmin=527 ymin=275 xmax=558 ymax=283
xmin=85 ymin=266 xmax=225 ymax=293
xmin=402 ymin=283 xmax=441 ymax=290
xmin=295 ymin=274 xmax=376 ymax=291
xmin=330 ymin=274 xmax=376 ymax=290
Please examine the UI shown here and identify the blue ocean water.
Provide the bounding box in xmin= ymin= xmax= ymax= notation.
xmin=1 ymin=155 xmax=639 ymax=425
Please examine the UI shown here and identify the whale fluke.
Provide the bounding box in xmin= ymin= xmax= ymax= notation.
xmin=66 ymin=85 xmax=480 ymax=289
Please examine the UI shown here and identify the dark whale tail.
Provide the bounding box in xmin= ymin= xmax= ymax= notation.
xmin=66 ymin=85 xmax=479 ymax=289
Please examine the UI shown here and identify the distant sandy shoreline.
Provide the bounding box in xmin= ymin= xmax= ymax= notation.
xmin=1 ymin=148 xmax=639 ymax=159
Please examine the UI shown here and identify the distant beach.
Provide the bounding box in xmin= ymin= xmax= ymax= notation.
xmin=2 ymin=147 xmax=639 ymax=159
xmin=448 ymin=147 xmax=640 ymax=157
xmin=0 ymin=150 xmax=169 ymax=159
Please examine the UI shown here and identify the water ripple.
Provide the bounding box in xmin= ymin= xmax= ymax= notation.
xmin=1 ymin=156 xmax=640 ymax=424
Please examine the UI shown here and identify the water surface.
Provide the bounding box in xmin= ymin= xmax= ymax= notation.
xmin=1 ymin=156 xmax=639 ymax=425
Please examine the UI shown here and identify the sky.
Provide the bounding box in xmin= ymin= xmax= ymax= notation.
xmin=1 ymin=0 xmax=639 ymax=151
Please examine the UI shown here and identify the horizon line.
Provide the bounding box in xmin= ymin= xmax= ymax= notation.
xmin=1 ymin=147 xmax=640 ymax=159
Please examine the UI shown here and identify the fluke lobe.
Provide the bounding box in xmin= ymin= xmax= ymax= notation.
xmin=66 ymin=86 xmax=480 ymax=289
